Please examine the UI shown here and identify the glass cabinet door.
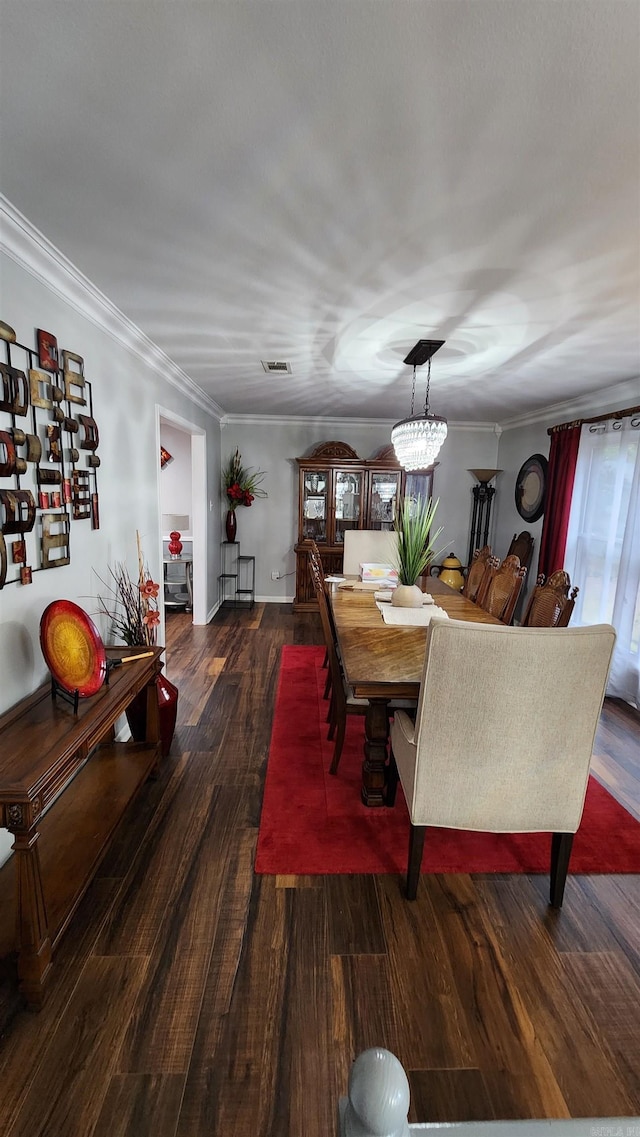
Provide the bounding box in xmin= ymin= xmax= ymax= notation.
xmin=333 ymin=470 xmax=362 ymax=545
xmin=369 ymin=471 xmax=401 ymax=529
xmin=404 ymin=469 xmax=435 ymax=514
xmin=302 ymin=469 xmax=329 ymax=543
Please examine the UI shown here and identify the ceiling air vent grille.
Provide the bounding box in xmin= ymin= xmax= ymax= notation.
xmin=261 ymin=360 xmax=291 ymax=374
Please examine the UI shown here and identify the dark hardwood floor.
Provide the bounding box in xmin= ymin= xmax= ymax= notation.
xmin=0 ymin=603 xmax=639 ymax=1135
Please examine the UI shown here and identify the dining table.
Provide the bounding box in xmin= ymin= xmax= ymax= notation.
xmin=330 ymin=576 xmax=502 ymax=806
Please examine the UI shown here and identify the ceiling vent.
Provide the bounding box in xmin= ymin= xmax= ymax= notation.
xmin=261 ymin=360 xmax=291 ymax=374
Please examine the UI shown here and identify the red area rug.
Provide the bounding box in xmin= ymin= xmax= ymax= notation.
xmin=255 ymin=645 xmax=640 ymax=876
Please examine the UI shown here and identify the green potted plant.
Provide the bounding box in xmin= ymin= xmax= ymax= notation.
xmin=392 ymin=494 xmax=446 ymax=607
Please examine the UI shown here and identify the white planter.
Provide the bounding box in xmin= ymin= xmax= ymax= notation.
xmin=391 ymin=583 xmax=424 ymax=608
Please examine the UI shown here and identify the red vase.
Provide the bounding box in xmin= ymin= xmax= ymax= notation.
xmin=168 ymin=530 xmax=183 ymax=557
xmin=225 ymin=509 xmax=237 ymax=542
xmin=126 ymin=671 xmax=179 ymax=758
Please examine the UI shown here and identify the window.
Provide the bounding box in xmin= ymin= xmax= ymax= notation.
xmin=564 ymin=415 xmax=640 ymax=706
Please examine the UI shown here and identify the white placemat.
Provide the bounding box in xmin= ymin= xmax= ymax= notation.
xmin=375 ymin=591 xmax=435 ymax=604
xmin=379 ymin=603 xmax=450 ymax=626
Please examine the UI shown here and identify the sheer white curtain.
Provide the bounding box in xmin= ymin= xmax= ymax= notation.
xmin=564 ymin=414 xmax=640 ymax=707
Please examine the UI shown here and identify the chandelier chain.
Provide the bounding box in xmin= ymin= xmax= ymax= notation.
xmin=410 ymin=365 xmax=417 ymax=417
xmin=424 ymin=357 xmax=431 ymax=416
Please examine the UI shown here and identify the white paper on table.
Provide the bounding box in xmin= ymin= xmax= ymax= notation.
xmin=325 ymin=575 xmax=346 ymax=583
xmin=379 ymin=603 xmax=450 ymax=626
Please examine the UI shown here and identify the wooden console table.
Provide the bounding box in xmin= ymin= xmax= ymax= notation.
xmin=0 ymin=646 xmax=163 ymax=1009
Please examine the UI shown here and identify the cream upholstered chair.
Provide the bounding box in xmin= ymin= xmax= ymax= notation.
xmin=388 ymin=618 xmax=616 ymax=904
xmin=342 ymin=530 xmax=398 ymax=577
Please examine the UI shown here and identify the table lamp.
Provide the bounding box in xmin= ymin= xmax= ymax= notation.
xmin=162 ymin=514 xmax=190 ymax=559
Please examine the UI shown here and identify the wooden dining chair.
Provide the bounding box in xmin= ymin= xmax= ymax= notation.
xmin=307 ymin=539 xmax=335 ymax=701
xmin=521 ymin=570 xmax=579 ymax=629
xmin=307 ymin=541 xmax=368 ymax=774
xmin=478 ymin=554 xmax=527 ymax=625
xmin=388 ymin=618 xmax=616 ymax=903
xmin=461 ymin=545 xmax=493 ymax=603
xmin=506 ymin=531 xmax=534 ymax=574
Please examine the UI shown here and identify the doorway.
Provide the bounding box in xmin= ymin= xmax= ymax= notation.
xmin=156 ymin=406 xmax=207 ymax=628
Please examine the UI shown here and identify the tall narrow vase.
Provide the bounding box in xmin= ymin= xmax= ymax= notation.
xmin=225 ymin=509 xmax=237 ymax=542
xmin=125 ymin=671 xmax=179 ymax=758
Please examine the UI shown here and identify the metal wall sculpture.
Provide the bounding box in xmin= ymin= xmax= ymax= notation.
xmin=0 ymin=321 xmax=100 ymax=588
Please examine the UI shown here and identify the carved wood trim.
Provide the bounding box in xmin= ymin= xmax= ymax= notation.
xmin=301 ymin=441 xmax=361 ymax=461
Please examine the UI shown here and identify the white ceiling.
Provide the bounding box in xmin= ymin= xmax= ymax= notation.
xmin=1 ymin=1 xmax=639 ymax=423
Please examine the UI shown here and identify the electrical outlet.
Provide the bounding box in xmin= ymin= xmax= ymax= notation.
xmin=271 ymin=570 xmax=280 ymax=580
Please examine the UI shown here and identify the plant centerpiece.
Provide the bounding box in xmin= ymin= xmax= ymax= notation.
xmin=222 ymin=447 xmax=267 ymax=542
xmin=392 ymin=494 xmax=446 ymax=607
xmin=97 ymin=531 xmax=178 ymax=756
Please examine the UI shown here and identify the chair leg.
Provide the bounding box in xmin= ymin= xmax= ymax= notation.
xmin=322 ymin=648 xmax=328 ymax=669
xmin=549 ymin=832 xmax=574 ymax=908
xmin=323 ymin=669 xmax=332 ymax=700
xmin=386 ymin=749 xmax=399 ymax=807
xmin=405 ymin=824 xmax=426 ymax=900
xmin=327 ymin=693 xmax=336 ymax=738
xmin=329 ymin=714 xmax=346 ymax=775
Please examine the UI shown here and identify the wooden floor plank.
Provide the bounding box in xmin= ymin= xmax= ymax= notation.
xmin=175 ymin=876 xmax=292 ymax=1136
xmin=478 ymin=876 xmax=637 ymax=1116
xmin=0 ymin=877 xmax=121 ymax=1133
xmin=8 ymin=957 xmax=147 ymax=1137
xmin=408 ymin=1068 xmax=498 ymax=1124
xmin=117 ymin=785 xmax=250 ymax=1074
xmin=92 ymin=1073 xmax=186 ymax=1137
xmin=562 ymin=950 xmax=640 ymax=1109
xmin=376 ymin=874 xmax=477 ymax=1071
xmin=424 ymin=874 xmax=570 ymax=1118
xmin=326 ymin=875 xmax=387 ymax=956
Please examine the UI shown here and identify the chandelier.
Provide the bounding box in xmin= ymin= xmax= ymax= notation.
xmin=391 ymin=339 xmax=448 ymax=470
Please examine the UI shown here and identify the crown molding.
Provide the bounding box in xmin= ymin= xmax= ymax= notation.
xmin=0 ymin=195 xmax=225 ymax=421
xmin=499 ymin=377 xmax=640 ymax=432
xmin=221 ymin=412 xmax=500 ymax=433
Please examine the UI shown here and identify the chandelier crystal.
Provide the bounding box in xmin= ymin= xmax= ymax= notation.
xmin=391 ymin=414 xmax=448 ymax=471
xmin=391 ymin=339 xmax=448 ymax=470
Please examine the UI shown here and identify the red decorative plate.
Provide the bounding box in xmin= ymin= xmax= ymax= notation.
xmin=40 ymin=600 xmax=107 ymax=698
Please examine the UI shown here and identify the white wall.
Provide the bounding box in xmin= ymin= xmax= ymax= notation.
xmin=494 ymin=377 xmax=640 ymax=604
xmin=160 ymin=422 xmax=193 ymax=533
xmin=0 ymin=244 xmax=222 ymax=864
xmin=221 ymin=419 xmax=500 ymax=599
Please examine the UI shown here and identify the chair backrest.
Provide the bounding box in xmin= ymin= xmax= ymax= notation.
xmin=461 ymin=545 xmax=492 ymax=601
xmin=408 ymin=618 xmax=616 ymax=832
xmin=522 ymin=570 xmax=579 ymax=629
xmin=506 ymin=531 xmax=534 ymax=573
xmin=480 ymin=554 xmax=526 ymax=624
xmin=342 ymin=530 xmax=398 ymax=577
xmin=307 ymin=542 xmax=342 ymax=680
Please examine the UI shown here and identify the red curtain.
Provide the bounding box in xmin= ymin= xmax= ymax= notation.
xmin=538 ymin=425 xmax=581 ymax=578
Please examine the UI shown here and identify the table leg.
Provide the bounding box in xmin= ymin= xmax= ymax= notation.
xmin=8 ymin=802 xmax=52 ymax=1009
xmin=362 ymin=699 xmax=390 ymax=807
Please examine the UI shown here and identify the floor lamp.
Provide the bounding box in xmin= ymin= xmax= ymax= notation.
xmin=467 ymin=469 xmax=502 ymax=567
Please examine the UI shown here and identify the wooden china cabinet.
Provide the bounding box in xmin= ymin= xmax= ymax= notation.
xmin=293 ymin=441 xmax=436 ymax=610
